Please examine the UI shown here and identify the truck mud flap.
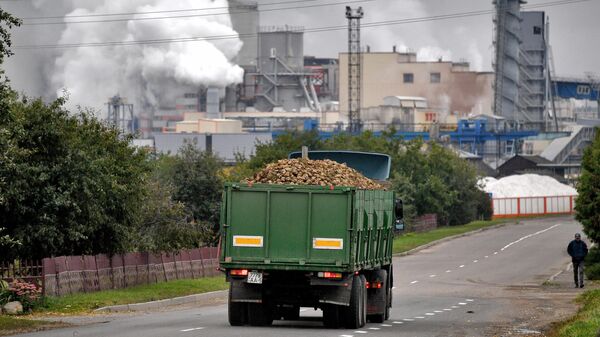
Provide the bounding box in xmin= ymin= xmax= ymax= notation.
xmin=230 ymin=279 xmax=263 ymax=303
xmin=312 ymin=275 xmax=353 ymax=306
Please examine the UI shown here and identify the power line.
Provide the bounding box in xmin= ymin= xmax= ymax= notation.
xmin=12 ymin=0 xmax=592 ymax=50
xmin=21 ymin=0 xmax=367 ymax=25
xmin=21 ymin=0 xmax=373 ymax=26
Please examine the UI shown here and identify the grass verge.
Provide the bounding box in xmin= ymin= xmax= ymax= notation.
xmin=0 ymin=316 xmax=67 ymax=336
xmin=549 ymin=286 xmax=600 ymax=337
xmin=39 ymin=276 xmax=227 ymax=314
xmin=393 ymin=219 xmax=507 ymax=254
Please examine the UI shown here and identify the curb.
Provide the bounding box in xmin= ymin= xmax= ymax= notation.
xmin=392 ymin=221 xmax=515 ymax=257
xmin=93 ymin=290 xmax=228 ymax=313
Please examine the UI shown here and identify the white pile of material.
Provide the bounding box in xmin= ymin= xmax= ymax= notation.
xmin=479 ymin=174 xmax=577 ymax=198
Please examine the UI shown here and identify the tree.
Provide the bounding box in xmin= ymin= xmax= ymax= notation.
xmin=576 ymin=128 xmax=600 ymax=242
xmin=170 ymin=142 xmax=224 ymax=245
xmin=0 ymin=9 xmax=21 ymax=113
xmin=0 ymin=98 xmax=151 ymax=260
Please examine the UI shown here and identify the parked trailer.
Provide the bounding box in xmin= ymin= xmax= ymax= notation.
xmin=219 ymin=182 xmax=402 ymax=328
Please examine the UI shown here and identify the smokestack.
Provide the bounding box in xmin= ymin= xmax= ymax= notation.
xmin=47 ymin=0 xmax=243 ymax=117
xmin=393 ymin=45 xmax=397 ymax=53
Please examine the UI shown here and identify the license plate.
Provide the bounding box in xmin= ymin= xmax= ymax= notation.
xmin=247 ymin=271 xmax=263 ymax=284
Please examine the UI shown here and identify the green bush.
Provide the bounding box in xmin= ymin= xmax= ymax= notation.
xmin=586 ymin=247 xmax=600 ymax=264
xmin=584 ymin=262 xmax=600 ymax=280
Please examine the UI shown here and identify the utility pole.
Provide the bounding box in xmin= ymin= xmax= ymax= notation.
xmin=346 ymin=6 xmax=363 ymax=133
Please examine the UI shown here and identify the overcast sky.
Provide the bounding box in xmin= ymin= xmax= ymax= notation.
xmin=2 ymin=0 xmax=599 ymax=100
xmin=261 ymin=0 xmax=600 ymax=75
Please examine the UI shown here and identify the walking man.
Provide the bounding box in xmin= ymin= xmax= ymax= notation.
xmin=567 ymin=233 xmax=588 ymax=288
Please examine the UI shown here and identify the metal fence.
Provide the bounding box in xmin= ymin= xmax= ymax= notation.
xmin=1 ymin=247 xmax=220 ymax=297
xmin=0 ymin=260 xmax=43 ymax=287
xmin=492 ymin=195 xmax=576 ymax=218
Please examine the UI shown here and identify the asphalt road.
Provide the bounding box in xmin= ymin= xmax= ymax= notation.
xmin=19 ymin=216 xmax=582 ymax=337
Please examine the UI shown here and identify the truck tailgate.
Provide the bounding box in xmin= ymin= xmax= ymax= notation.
xmin=222 ymin=184 xmax=352 ymax=270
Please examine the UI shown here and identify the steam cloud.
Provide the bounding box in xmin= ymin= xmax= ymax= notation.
xmin=9 ymin=0 xmax=244 ymax=116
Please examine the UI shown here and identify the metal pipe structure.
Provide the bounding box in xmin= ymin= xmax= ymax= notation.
xmin=346 ymin=6 xmax=363 ymax=133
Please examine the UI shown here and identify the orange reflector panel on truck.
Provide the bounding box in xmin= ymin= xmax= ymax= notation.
xmin=312 ymin=238 xmax=343 ymax=250
xmin=232 ymin=235 xmax=263 ymax=247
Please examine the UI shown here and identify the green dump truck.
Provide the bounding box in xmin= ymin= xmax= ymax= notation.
xmin=219 ymin=152 xmax=402 ymax=329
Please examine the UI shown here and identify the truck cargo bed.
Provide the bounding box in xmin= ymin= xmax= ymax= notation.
xmin=219 ymin=183 xmax=394 ymax=272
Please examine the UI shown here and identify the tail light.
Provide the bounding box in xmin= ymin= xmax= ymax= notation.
xmin=230 ymin=269 xmax=249 ymax=277
xmin=367 ymin=281 xmax=383 ymax=289
xmin=317 ymin=271 xmax=343 ymax=279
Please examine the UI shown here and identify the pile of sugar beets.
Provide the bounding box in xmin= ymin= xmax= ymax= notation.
xmin=247 ymin=158 xmax=383 ymax=190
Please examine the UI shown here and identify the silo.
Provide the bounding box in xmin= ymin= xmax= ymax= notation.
xmin=228 ymin=0 xmax=259 ymax=67
xmin=493 ymin=0 xmax=524 ymax=123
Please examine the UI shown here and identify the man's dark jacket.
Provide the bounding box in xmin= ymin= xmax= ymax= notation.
xmin=567 ymin=240 xmax=588 ymax=262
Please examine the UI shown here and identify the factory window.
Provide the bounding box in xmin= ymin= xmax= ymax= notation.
xmin=430 ymin=72 xmax=441 ymax=83
xmin=403 ymin=73 xmax=414 ymax=83
xmin=533 ymin=26 xmax=542 ymax=35
xmin=425 ymin=112 xmax=437 ymax=122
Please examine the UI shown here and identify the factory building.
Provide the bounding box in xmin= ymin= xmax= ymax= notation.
xmin=338 ymin=51 xmax=494 ymax=122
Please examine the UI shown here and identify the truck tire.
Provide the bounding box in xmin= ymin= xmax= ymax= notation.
xmin=228 ymin=285 xmax=247 ymax=326
xmin=248 ymin=302 xmax=273 ymax=327
xmin=385 ymin=265 xmax=393 ymax=320
xmin=323 ymin=304 xmax=341 ymax=328
xmin=359 ymin=274 xmax=367 ymax=327
xmin=343 ymin=275 xmax=365 ymax=329
xmin=368 ymin=270 xmax=387 ymax=323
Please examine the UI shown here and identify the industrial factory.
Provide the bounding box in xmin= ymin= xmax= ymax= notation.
xmin=116 ymin=0 xmax=598 ymax=180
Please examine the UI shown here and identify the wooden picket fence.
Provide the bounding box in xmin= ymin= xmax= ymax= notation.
xmin=1 ymin=247 xmax=220 ymax=297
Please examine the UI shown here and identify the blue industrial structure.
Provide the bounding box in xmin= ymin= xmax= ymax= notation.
xmin=273 ymin=118 xmax=538 ymax=157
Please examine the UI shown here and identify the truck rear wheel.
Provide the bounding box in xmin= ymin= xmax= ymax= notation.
xmin=359 ymin=275 xmax=367 ymax=327
xmin=343 ymin=275 xmax=366 ymax=329
xmin=228 ymin=285 xmax=247 ymax=326
xmin=247 ymin=302 xmax=273 ymax=326
xmin=323 ymin=304 xmax=341 ymax=328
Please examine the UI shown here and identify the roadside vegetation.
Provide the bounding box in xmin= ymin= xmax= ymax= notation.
xmin=0 ymin=316 xmax=66 ymax=337
xmin=393 ymin=219 xmax=506 ymax=254
xmin=549 ymin=287 xmax=600 ymax=337
xmin=39 ymin=276 xmax=227 ymax=314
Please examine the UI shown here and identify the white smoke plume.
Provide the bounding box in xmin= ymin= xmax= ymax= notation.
xmin=7 ymin=0 xmax=244 ymax=116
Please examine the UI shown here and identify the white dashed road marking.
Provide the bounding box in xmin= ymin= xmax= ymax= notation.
xmin=473 ymin=260 xmax=478 ymax=263
xmin=459 ymin=265 xmax=465 ymax=268
xmin=393 ymin=321 xmax=404 ymax=324
xmin=494 ymin=252 xmax=498 ymax=255
xmin=381 ymin=324 xmax=392 ymax=327
xmin=485 ymin=255 xmax=489 ymax=258
xmin=434 ymin=310 xmax=443 ymax=313
xmin=403 ymin=318 xmax=414 ymax=321
xmin=425 ymin=313 xmax=435 ymax=316
xmin=500 ymin=224 xmax=561 ymax=251
xmin=429 ymin=274 xmax=436 ymax=277
xmin=452 ymin=305 xmax=459 ymax=308
xmin=458 ymin=302 xmax=467 ymax=305
xmin=443 ymin=308 xmax=452 ymax=311
xmin=340 ymin=335 xmax=354 ymax=337
xmin=466 ymin=299 xmax=474 ymax=302
xmin=180 ymin=327 xmax=204 ymax=332
xmin=415 ymin=316 xmax=425 ymax=319
xmin=368 ymin=327 xmax=380 ymax=330
xmin=446 ymin=270 xmax=452 ymax=273
xmin=410 ymin=280 xmax=419 ymax=284
xmin=354 ymin=331 xmax=367 ymax=334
